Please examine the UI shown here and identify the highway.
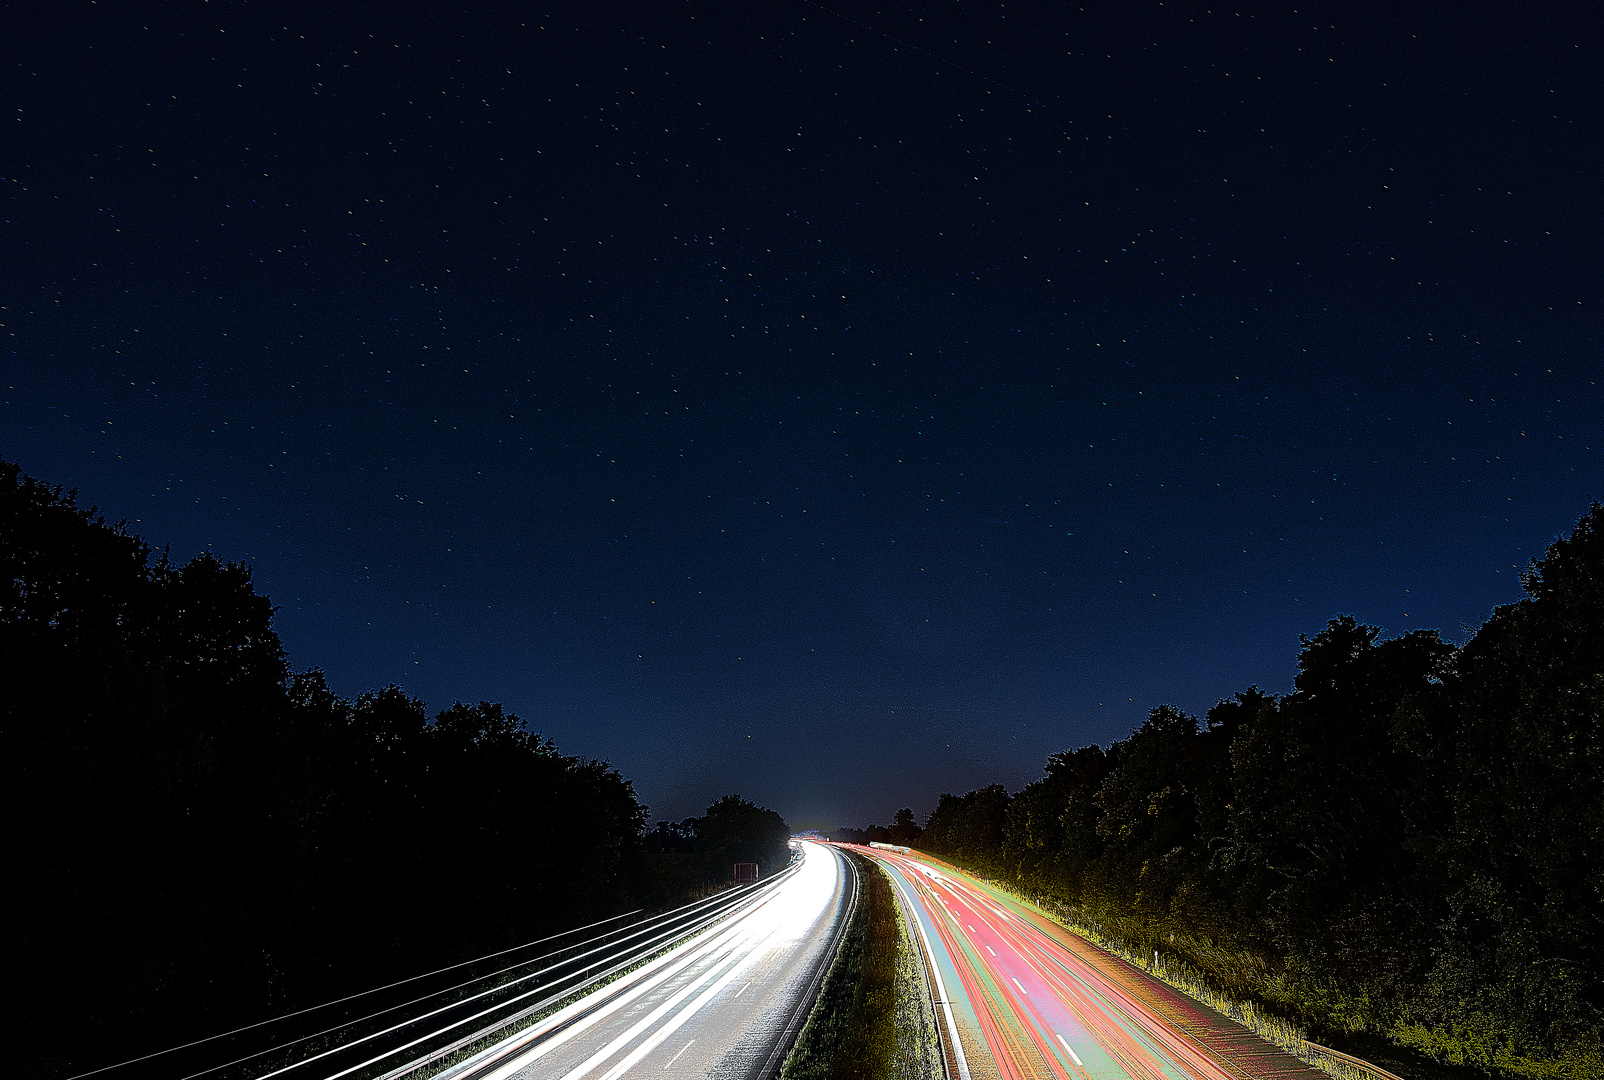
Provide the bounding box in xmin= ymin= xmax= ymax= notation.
xmin=436 ymin=841 xmax=853 ymax=1080
xmin=857 ymin=846 xmax=1330 ymax=1080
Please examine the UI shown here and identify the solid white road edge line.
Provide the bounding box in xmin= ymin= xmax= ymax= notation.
xmin=884 ymin=860 xmax=972 ymax=1080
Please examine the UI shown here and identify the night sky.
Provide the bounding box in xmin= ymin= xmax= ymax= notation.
xmin=5 ymin=0 xmax=1599 ymax=830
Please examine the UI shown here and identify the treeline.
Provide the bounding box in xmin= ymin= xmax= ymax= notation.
xmin=835 ymin=808 xmax=922 ymax=847
xmin=0 ymin=462 xmax=784 ymax=1079
xmin=643 ymin=794 xmax=795 ymax=896
xmin=922 ymin=504 xmax=1604 ymax=1080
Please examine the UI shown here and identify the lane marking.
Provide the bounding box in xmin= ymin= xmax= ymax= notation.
xmin=1056 ymin=1033 xmax=1085 ymax=1069
xmin=494 ymin=847 xmax=838 ymax=1080
xmin=578 ymin=901 xmax=806 ymax=1080
xmin=985 ymin=945 xmax=996 ymax=957
xmin=585 ymin=847 xmax=850 ymax=1080
xmin=734 ymin=981 xmax=751 ymax=997
xmin=470 ymin=917 xmax=754 ymax=1080
xmin=967 ymin=924 xmax=977 ymax=933
xmin=881 ymin=862 xmax=972 ymax=1080
xmin=554 ymin=935 xmax=752 ymax=1080
xmin=663 ymin=1040 xmax=694 ymax=1069
xmin=914 ymin=860 xmax=1214 ymax=1080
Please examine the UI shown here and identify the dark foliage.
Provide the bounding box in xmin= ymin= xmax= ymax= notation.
xmin=641 ymin=793 xmax=793 ymax=902
xmin=835 ymin=824 xmax=891 ymax=846
xmin=3 ymin=462 xmax=654 ymax=1080
xmin=922 ymin=785 xmax=1010 ymax=872
xmin=834 ymin=807 xmax=921 ymax=848
xmin=919 ymin=504 xmax=1604 ymax=1080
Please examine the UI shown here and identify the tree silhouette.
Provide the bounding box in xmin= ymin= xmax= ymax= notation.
xmin=698 ymin=793 xmax=792 ymax=874
xmin=919 ymin=504 xmax=1604 ymax=1076
xmin=3 ymin=460 xmax=657 ymax=1080
xmin=889 ymin=807 xmax=922 ymax=844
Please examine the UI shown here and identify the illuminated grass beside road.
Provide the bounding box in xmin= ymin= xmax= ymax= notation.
xmin=782 ymin=851 xmax=935 ymax=1080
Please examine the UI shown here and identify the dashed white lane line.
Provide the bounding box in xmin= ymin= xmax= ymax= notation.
xmin=475 ymin=920 xmax=748 ymax=1080
xmin=663 ymin=1041 xmax=694 ymax=1070
xmin=1011 ymin=977 xmax=1027 ymax=994
xmin=1056 ymin=1033 xmax=1085 ymax=1069
xmin=985 ymin=945 xmax=997 ymax=957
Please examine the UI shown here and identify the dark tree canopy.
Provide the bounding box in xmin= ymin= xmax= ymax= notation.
xmin=640 ymin=793 xmax=792 ymax=907
xmin=645 ymin=794 xmax=792 ymax=874
xmin=918 ymin=505 xmax=1604 ymax=1080
xmin=698 ymin=793 xmax=793 ymax=873
xmin=835 ymin=806 xmax=923 ymax=847
xmin=3 ymin=462 xmax=659 ymax=1080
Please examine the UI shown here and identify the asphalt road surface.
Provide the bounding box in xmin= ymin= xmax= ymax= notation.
xmin=858 ymin=846 xmax=1331 ymax=1080
xmin=439 ymin=841 xmax=853 ymax=1080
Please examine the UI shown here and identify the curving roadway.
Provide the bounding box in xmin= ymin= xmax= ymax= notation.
xmin=436 ymin=841 xmax=853 ymax=1080
xmin=856 ymin=846 xmax=1331 ymax=1080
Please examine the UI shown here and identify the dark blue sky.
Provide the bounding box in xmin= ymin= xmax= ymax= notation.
xmin=5 ymin=0 xmax=1599 ymax=829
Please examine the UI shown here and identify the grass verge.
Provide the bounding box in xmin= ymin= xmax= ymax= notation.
xmin=782 ymin=852 xmax=939 ymax=1080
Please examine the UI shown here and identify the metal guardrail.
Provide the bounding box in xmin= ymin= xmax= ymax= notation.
xmin=280 ymin=863 xmax=805 ymax=1080
xmin=1302 ymin=1042 xmax=1411 ymax=1080
xmin=84 ymin=864 xmax=807 ymax=1080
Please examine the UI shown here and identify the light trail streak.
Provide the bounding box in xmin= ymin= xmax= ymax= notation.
xmin=459 ymin=841 xmax=844 ymax=1080
xmin=882 ymin=858 xmax=973 ymax=1080
xmin=854 ymin=846 xmax=1325 ymax=1080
